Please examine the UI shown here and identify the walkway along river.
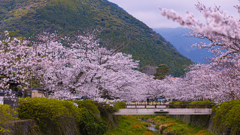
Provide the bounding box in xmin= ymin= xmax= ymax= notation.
xmin=114 ymin=103 xmax=214 ymax=115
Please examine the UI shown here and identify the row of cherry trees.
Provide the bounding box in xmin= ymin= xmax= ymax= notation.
xmin=1 ymin=28 xmax=238 ymax=102
xmin=161 ymin=64 xmax=240 ymax=102
xmin=0 ymin=30 xmax=167 ymax=101
xmin=159 ymin=2 xmax=240 ymax=102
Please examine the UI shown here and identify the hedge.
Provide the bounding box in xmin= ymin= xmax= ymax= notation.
xmin=18 ymin=97 xmax=108 ymax=135
xmin=0 ymin=104 xmax=18 ymax=133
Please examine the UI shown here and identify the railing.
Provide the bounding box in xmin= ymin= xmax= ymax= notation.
xmin=0 ymin=92 xmax=18 ymax=108
xmin=4 ymin=97 xmax=18 ymax=108
xmin=121 ymin=103 xmax=215 ymax=109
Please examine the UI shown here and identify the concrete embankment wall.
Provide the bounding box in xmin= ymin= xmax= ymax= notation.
xmin=3 ymin=119 xmax=80 ymax=135
xmin=3 ymin=119 xmax=38 ymax=135
xmin=3 ymin=113 xmax=118 ymax=135
xmin=170 ymin=113 xmax=229 ymax=135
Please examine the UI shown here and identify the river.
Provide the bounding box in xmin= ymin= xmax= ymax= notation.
xmin=142 ymin=119 xmax=159 ymax=133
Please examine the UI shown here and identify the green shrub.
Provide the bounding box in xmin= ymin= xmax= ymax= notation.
xmin=78 ymin=108 xmax=108 ymax=135
xmin=188 ymin=100 xmax=215 ymax=108
xmin=169 ymin=100 xmax=215 ymax=108
xmin=18 ymin=97 xmax=81 ymax=134
xmin=169 ymin=101 xmax=189 ymax=108
xmin=0 ymin=104 xmax=18 ymax=133
xmin=213 ymin=100 xmax=240 ymax=134
xmin=113 ymin=101 xmax=126 ymax=109
xmin=104 ymin=103 xmax=118 ymax=114
xmin=74 ymin=99 xmax=99 ymax=114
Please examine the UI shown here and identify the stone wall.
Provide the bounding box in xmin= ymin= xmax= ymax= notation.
xmin=170 ymin=113 xmax=229 ymax=135
xmin=3 ymin=119 xmax=80 ymax=135
xmin=3 ymin=119 xmax=39 ymax=135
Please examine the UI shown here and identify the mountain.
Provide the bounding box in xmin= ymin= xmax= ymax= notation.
xmin=154 ymin=27 xmax=214 ymax=64
xmin=103 ymin=0 xmax=126 ymax=12
xmin=0 ymin=0 xmax=193 ymax=76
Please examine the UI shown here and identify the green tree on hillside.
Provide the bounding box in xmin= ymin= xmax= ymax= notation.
xmin=153 ymin=64 xmax=169 ymax=80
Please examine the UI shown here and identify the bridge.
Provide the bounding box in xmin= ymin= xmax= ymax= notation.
xmin=114 ymin=103 xmax=214 ymax=115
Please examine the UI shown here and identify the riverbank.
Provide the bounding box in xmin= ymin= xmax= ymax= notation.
xmin=105 ymin=115 xmax=214 ymax=135
xmin=104 ymin=116 xmax=159 ymax=135
xmin=145 ymin=115 xmax=214 ymax=135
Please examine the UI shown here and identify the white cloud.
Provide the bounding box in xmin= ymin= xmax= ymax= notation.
xmin=108 ymin=0 xmax=240 ymax=28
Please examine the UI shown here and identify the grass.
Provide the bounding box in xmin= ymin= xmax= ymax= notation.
xmin=105 ymin=115 xmax=215 ymax=135
xmin=104 ymin=115 xmax=159 ymax=135
xmin=150 ymin=115 xmax=214 ymax=135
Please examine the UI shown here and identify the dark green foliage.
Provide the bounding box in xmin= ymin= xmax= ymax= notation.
xmin=74 ymin=99 xmax=99 ymax=114
xmin=0 ymin=104 xmax=18 ymax=133
xmin=153 ymin=64 xmax=169 ymax=80
xmin=169 ymin=100 xmax=215 ymax=108
xmin=212 ymin=100 xmax=240 ymax=135
xmin=169 ymin=101 xmax=189 ymax=108
xmin=113 ymin=101 xmax=126 ymax=109
xmin=78 ymin=108 xmax=108 ymax=135
xmin=0 ymin=0 xmax=193 ymax=76
xmin=188 ymin=100 xmax=215 ymax=108
xmin=18 ymin=98 xmax=119 ymax=135
xmin=18 ymin=97 xmax=81 ymax=134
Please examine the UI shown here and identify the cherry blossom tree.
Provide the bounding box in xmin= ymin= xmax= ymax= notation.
xmin=144 ymin=75 xmax=172 ymax=100
xmin=0 ymin=31 xmax=34 ymax=97
xmin=160 ymin=2 xmax=240 ymax=102
xmin=0 ymin=30 xmax=154 ymax=101
xmin=2 ymin=30 xmax=187 ymax=102
xmin=160 ymin=2 xmax=240 ymax=66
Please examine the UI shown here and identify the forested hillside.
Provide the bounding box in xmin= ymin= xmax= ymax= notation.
xmin=0 ymin=0 xmax=193 ymax=76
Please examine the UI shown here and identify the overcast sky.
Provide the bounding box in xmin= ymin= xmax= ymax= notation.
xmin=107 ymin=0 xmax=240 ymax=28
